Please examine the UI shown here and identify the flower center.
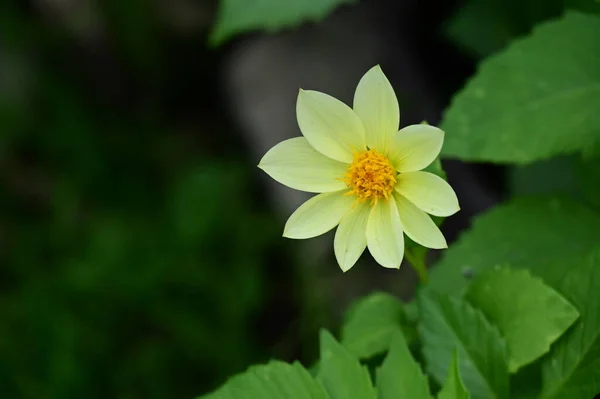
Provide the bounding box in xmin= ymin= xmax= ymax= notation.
xmin=343 ymin=149 xmax=397 ymax=204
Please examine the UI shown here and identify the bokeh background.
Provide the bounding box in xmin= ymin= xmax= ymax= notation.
xmin=1 ymin=0 xmax=565 ymax=397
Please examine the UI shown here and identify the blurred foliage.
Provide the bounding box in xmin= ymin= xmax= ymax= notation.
xmin=0 ymin=2 xmax=298 ymax=398
xmin=210 ymin=0 xmax=357 ymax=45
xmin=445 ymin=0 xmax=600 ymax=58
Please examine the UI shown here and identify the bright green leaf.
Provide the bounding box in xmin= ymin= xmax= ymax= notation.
xmin=210 ymin=0 xmax=357 ymax=45
xmin=200 ymin=360 xmax=328 ymax=399
xmin=441 ymin=11 xmax=600 ymax=164
xmin=341 ymin=292 xmax=406 ymax=359
xmin=466 ymin=268 xmax=580 ymax=373
xmin=376 ymin=330 xmax=431 ymax=399
xmin=428 ymin=197 xmax=600 ymax=296
xmin=541 ymin=250 xmax=600 ymax=399
xmin=419 ymin=292 xmax=509 ymax=399
xmin=438 ymin=351 xmax=470 ymax=399
xmin=317 ymin=330 xmax=377 ymax=399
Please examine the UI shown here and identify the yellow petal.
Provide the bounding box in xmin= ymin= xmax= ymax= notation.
xmin=353 ymin=65 xmax=399 ymax=153
xmin=283 ymin=191 xmax=354 ymax=239
xmin=394 ymin=193 xmax=447 ymax=249
xmin=296 ymin=89 xmax=366 ymax=163
xmin=366 ymin=199 xmax=404 ymax=269
xmin=334 ymin=202 xmax=370 ymax=272
xmin=258 ymin=137 xmax=349 ymax=193
xmin=389 ymin=124 xmax=444 ymax=172
xmin=395 ymin=171 xmax=460 ymax=217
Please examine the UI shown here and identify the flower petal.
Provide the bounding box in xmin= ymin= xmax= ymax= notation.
xmin=283 ymin=191 xmax=354 ymax=239
xmin=395 ymin=171 xmax=460 ymax=217
xmin=258 ymin=137 xmax=349 ymax=193
xmin=297 ymin=89 xmax=366 ymax=163
xmin=389 ymin=124 xmax=444 ymax=172
xmin=366 ymin=199 xmax=404 ymax=269
xmin=334 ymin=202 xmax=370 ymax=272
xmin=394 ymin=193 xmax=447 ymax=249
xmin=353 ymin=65 xmax=399 ymax=153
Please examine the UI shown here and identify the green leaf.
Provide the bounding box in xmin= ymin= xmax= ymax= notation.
xmin=428 ymin=197 xmax=600 ymax=296
xmin=341 ymin=292 xmax=406 ymax=359
xmin=376 ymin=330 xmax=431 ymax=399
xmin=540 ymin=250 xmax=600 ymax=399
xmin=317 ymin=330 xmax=377 ymax=399
xmin=419 ymin=292 xmax=509 ymax=399
xmin=441 ymin=11 xmax=600 ymax=164
xmin=200 ymin=360 xmax=328 ymax=399
xmin=438 ymin=352 xmax=470 ymax=399
xmin=466 ymin=268 xmax=580 ymax=373
xmin=210 ymin=0 xmax=357 ymax=45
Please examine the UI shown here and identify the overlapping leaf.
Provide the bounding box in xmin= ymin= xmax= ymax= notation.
xmin=200 ymin=360 xmax=328 ymax=399
xmin=376 ymin=330 xmax=431 ymax=399
xmin=541 ymin=250 xmax=600 ymax=399
xmin=341 ymin=292 xmax=406 ymax=359
xmin=466 ymin=268 xmax=579 ymax=372
xmin=317 ymin=330 xmax=377 ymax=399
xmin=428 ymin=197 xmax=600 ymax=296
xmin=419 ymin=292 xmax=509 ymax=399
xmin=438 ymin=352 xmax=470 ymax=399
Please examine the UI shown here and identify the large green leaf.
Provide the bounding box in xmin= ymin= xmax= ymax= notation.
xmin=317 ymin=330 xmax=377 ymax=399
xmin=438 ymin=352 xmax=470 ymax=399
xmin=441 ymin=11 xmax=600 ymax=164
xmin=540 ymin=250 xmax=600 ymax=399
xmin=210 ymin=0 xmax=357 ymax=45
xmin=428 ymin=197 xmax=600 ymax=296
xmin=341 ymin=292 xmax=406 ymax=359
xmin=199 ymin=360 xmax=328 ymax=399
xmin=466 ymin=268 xmax=579 ymax=373
xmin=419 ymin=292 xmax=509 ymax=399
xmin=376 ymin=330 xmax=431 ymax=399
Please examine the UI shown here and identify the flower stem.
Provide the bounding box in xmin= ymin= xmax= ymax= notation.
xmin=405 ymin=247 xmax=428 ymax=285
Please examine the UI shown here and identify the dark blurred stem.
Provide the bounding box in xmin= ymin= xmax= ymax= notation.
xmin=405 ymin=247 xmax=428 ymax=285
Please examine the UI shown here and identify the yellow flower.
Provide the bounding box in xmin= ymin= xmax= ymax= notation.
xmin=258 ymin=65 xmax=459 ymax=272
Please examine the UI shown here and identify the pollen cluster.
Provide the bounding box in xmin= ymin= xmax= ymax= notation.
xmin=343 ymin=149 xmax=397 ymax=204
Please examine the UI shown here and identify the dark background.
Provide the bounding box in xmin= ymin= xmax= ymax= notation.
xmin=0 ymin=0 xmax=510 ymax=397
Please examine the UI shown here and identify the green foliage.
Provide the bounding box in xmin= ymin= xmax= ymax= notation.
xmin=340 ymin=292 xmax=408 ymax=359
xmin=317 ymin=330 xmax=377 ymax=399
xmin=441 ymin=11 xmax=600 ymax=164
xmin=6 ymin=0 xmax=600 ymax=397
xmin=419 ymin=292 xmax=509 ymax=399
xmin=210 ymin=0 xmax=357 ymax=45
xmin=438 ymin=352 xmax=470 ymax=399
xmin=199 ymin=361 xmax=328 ymax=399
xmin=202 ymin=6 xmax=600 ymax=393
xmin=427 ymin=197 xmax=600 ymax=296
xmin=540 ymin=250 xmax=600 ymax=399
xmin=466 ymin=268 xmax=579 ymax=373
xmin=376 ymin=330 xmax=431 ymax=399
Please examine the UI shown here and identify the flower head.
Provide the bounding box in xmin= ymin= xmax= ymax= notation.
xmin=258 ymin=65 xmax=459 ymax=272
